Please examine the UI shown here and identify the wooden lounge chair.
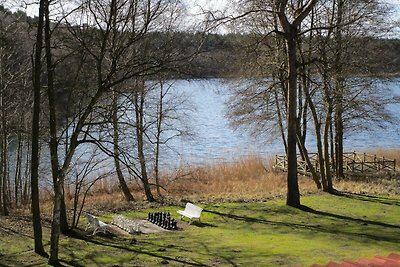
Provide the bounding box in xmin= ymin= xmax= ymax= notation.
xmin=85 ymin=213 xmax=108 ymax=235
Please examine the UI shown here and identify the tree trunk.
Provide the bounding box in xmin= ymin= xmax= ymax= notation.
xmin=296 ymin=70 xmax=321 ymax=188
xmin=324 ymin=107 xmax=334 ymax=193
xmin=302 ymin=77 xmax=326 ymax=190
xmin=274 ymin=89 xmax=287 ymax=154
xmin=48 ymin=176 xmax=63 ymax=266
xmin=134 ymin=81 xmax=155 ymax=202
xmin=71 ymin=173 xmax=79 ymax=229
xmin=0 ymin=47 xmax=8 ymax=215
xmin=0 ymin=47 xmax=3 ymax=215
xmin=1 ymin=118 xmax=9 ymax=216
xmin=31 ymin=0 xmax=46 ymax=257
xmin=330 ymin=119 xmax=336 ymax=175
xmin=273 ymin=16 xmax=288 ymax=155
xmin=285 ymin=33 xmax=300 ymax=208
xmin=297 ymin=136 xmax=322 ymax=189
xmin=44 ymin=0 xmax=66 ymax=263
xmin=14 ymin=132 xmax=23 ymax=206
xmin=112 ymin=90 xmax=134 ymax=202
xmin=23 ymin=139 xmax=31 ymax=206
xmin=334 ymin=0 xmax=345 ymax=179
xmin=154 ymin=81 xmax=164 ymax=197
xmin=0 ymin=127 xmax=4 ymax=215
xmin=277 ymin=0 xmax=317 ymax=208
xmin=0 ymin=139 xmax=2 ymax=214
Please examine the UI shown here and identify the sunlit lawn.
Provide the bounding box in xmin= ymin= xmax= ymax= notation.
xmin=1 ymin=193 xmax=399 ymax=266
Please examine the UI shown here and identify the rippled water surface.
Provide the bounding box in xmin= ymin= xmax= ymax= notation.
xmin=163 ymin=79 xmax=400 ymax=166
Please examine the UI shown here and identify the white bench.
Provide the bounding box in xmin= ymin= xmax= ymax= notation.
xmin=85 ymin=213 xmax=108 ymax=235
xmin=177 ymin=203 xmax=203 ymax=224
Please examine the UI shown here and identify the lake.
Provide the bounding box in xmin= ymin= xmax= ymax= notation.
xmin=160 ymin=79 xmax=400 ymax=167
xmin=10 ymin=78 xmax=400 ymax=184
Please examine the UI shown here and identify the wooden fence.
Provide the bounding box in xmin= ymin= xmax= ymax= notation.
xmin=274 ymin=151 xmax=396 ymax=176
xmin=343 ymin=152 xmax=396 ymax=173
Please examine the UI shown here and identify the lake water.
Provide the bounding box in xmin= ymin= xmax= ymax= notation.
xmin=11 ymin=78 xmax=400 ymax=184
xmin=162 ymin=79 xmax=276 ymax=166
xmin=161 ymin=79 xmax=400 ymax=167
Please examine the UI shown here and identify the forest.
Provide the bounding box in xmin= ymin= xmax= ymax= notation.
xmin=0 ymin=0 xmax=400 ymax=265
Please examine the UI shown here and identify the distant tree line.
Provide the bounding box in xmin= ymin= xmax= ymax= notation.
xmin=170 ymin=33 xmax=400 ymax=78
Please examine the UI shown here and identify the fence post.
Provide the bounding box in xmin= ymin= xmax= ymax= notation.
xmin=374 ymin=155 xmax=377 ymax=171
xmin=283 ymin=156 xmax=286 ymax=170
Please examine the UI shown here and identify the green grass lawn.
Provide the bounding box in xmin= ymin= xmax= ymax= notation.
xmin=1 ymin=193 xmax=399 ymax=266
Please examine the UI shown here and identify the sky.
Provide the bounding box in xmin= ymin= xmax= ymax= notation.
xmin=385 ymin=0 xmax=400 ymax=15
xmin=6 ymin=0 xmax=399 ymax=18
xmin=5 ymin=0 xmax=229 ymax=17
xmin=4 ymin=0 xmax=400 ymax=36
xmin=186 ymin=0 xmax=228 ymax=14
xmin=386 ymin=0 xmax=400 ymax=8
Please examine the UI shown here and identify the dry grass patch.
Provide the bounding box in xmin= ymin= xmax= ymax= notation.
xmin=56 ymin=156 xmax=322 ymax=211
xmin=42 ymin=153 xmax=400 ymax=213
xmin=367 ymin=148 xmax=400 ymax=167
xmin=154 ymin=156 xmax=319 ymax=202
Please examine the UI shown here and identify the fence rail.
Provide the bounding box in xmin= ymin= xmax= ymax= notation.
xmin=274 ymin=152 xmax=396 ymax=176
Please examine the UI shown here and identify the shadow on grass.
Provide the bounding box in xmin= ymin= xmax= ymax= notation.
xmin=57 ymin=261 xmax=83 ymax=267
xmin=332 ymin=190 xmax=400 ymax=206
xmin=46 ymin=260 xmax=82 ymax=267
xmin=58 ymin=249 xmax=86 ymax=267
xmin=198 ymin=242 xmax=239 ymax=267
xmin=298 ymin=204 xmax=400 ymax=229
xmin=69 ymin=230 xmax=208 ymax=266
xmin=0 ymin=255 xmax=48 ymax=267
xmin=0 ymin=225 xmax=34 ymax=240
xmin=0 ymin=261 xmax=37 ymax=267
xmin=203 ymin=205 xmax=400 ymax=244
xmin=190 ymin=221 xmax=217 ymax=228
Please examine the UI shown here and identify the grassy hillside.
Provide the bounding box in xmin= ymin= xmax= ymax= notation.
xmin=1 ymin=194 xmax=399 ymax=266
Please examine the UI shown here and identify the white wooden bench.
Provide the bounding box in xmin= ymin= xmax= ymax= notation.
xmin=85 ymin=213 xmax=108 ymax=235
xmin=177 ymin=203 xmax=203 ymax=224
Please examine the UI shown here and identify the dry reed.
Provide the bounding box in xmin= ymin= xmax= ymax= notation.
xmin=366 ymin=149 xmax=400 ymax=168
xmin=37 ymin=152 xmax=400 ymax=213
xmin=161 ymin=156 xmax=318 ymax=202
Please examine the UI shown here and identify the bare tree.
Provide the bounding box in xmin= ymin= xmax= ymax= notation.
xmin=226 ymin=0 xmax=395 ymax=199
xmin=112 ymin=89 xmax=134 ymax=201
xmin=43 ymin=0 xmax=193 ymax=263
xmin=69 ymin=149 xmax=112 ymax=229
xmin=30 ymin=0 xmax=47 ymax=257
xmin=276 ymin=0 xmax=318 ymax=207
xmin=309 ymin=0 xmax=394 ymax=191
xmin=154 ymin=79 xmax=167 ymax=197
xmin=226 ymin=0 xmax=317 ymax=207
xmin=0 ymin=4 xmax=32 ymax=214
xmin=133 ymin=79 xmax=155 ymax=202
xmin=96 ymin=78 xmax=194 ymax=201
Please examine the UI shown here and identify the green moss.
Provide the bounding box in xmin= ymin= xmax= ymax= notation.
xmin=1 ymin=194 xmax=399 ymax=266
